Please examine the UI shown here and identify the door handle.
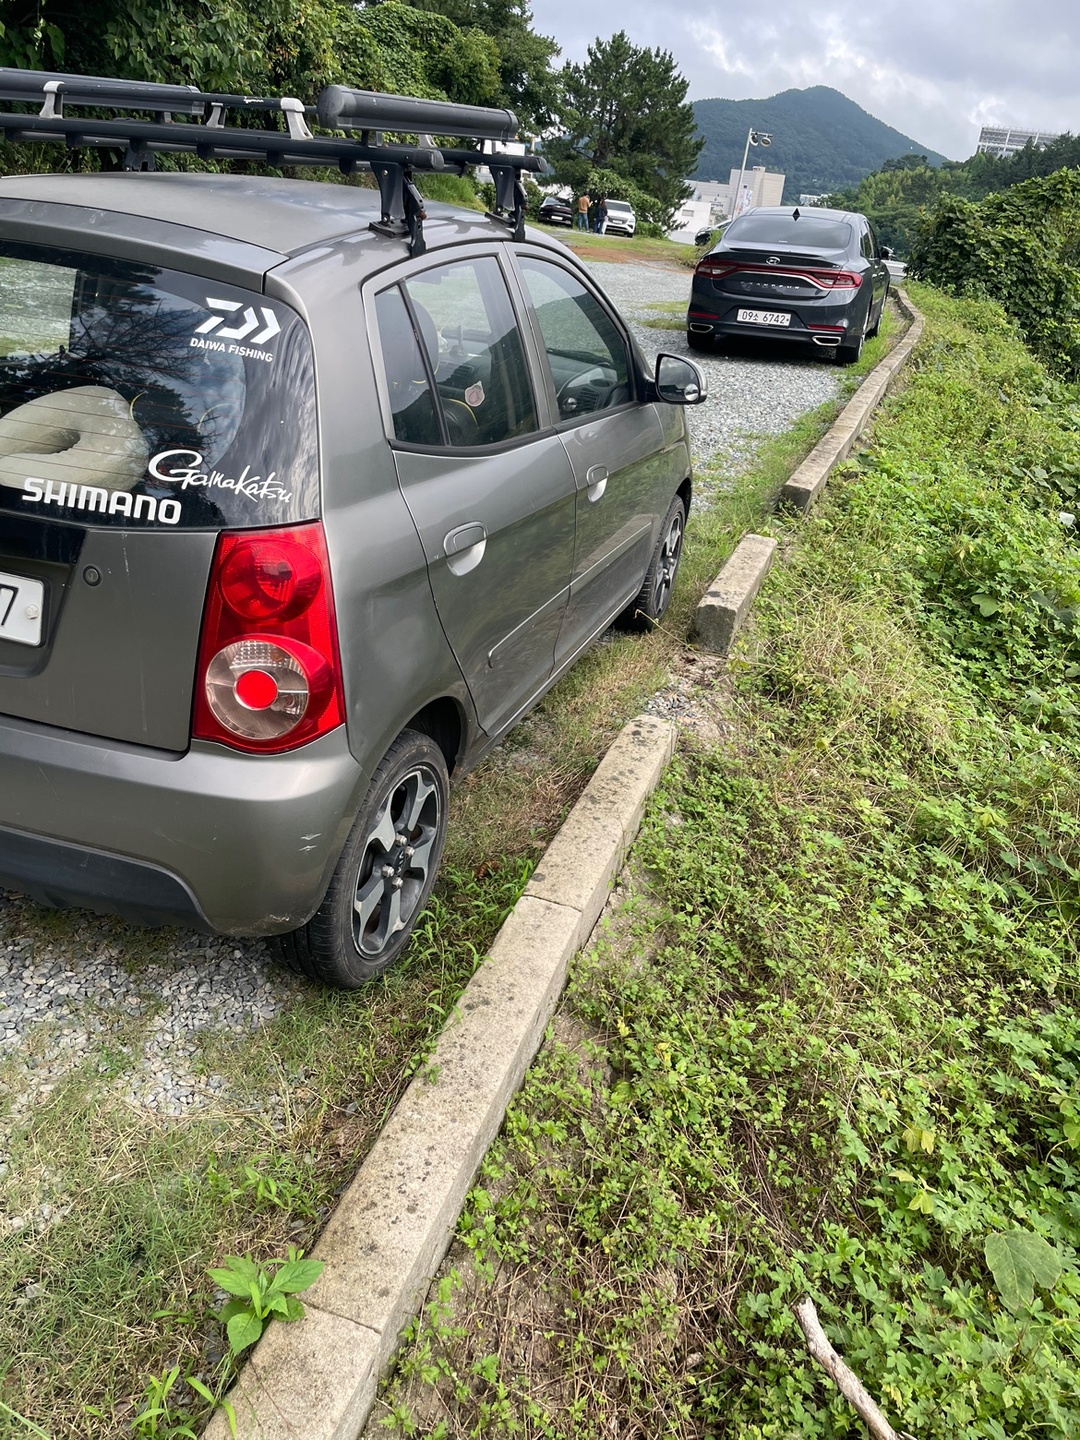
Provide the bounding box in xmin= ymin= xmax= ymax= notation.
xmin=443 ymin=522 xmax=487 ymax=576
xmin=585 ymin=465 xmax=608 ymax=503
xmin=444 ymin=522 xmax=486 ymax=555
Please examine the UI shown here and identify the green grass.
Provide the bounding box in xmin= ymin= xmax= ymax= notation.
xmin=369 ymin=288 xmax=1080 ymax=1439
xmin=551 ymin=227 xmax=700 ymax=269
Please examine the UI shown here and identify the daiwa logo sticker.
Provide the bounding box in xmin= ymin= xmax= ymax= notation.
xmin=192 ymin=298 xmax=281 ymax=360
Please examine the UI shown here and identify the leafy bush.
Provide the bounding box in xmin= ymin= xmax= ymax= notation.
xmin=908 ymin=171 xmax=1080 ymax=378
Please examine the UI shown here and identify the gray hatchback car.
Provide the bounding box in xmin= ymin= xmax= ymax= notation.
xmin=0 ymin=69 xmax=705 ymax=987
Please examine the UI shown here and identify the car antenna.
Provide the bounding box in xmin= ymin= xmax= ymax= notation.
xmin=0 ymin=68 xmax=544 ymax=258
xmin=792 ymin=207 xmax=801 ymax=220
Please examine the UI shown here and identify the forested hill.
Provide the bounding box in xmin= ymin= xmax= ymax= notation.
xmin=693 ymin=87 xmax=948 ymax=200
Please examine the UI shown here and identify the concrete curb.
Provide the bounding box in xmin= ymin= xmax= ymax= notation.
xmin=206 ymin=714 xmax=677 ymax=1440
xmin=779 ymin=288 xmax=924 ymax=512
xmin=690 ymin=291 xmax=926 ymax=657
xmin=691 ymin=533 xmax=778 ymax=657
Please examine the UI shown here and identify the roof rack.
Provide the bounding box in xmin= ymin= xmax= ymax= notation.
xmin=0 ymin=67 xmax=544 ymax=256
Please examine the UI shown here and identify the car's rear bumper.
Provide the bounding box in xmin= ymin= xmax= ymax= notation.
xmin=0 ymin=714 xmax=364 ymax=935
xmin=687 ymin=287 xmax=865 ymax=348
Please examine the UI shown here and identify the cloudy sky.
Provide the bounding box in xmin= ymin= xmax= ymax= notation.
xmin=528 ymin=0 xmax=1077 ymax=161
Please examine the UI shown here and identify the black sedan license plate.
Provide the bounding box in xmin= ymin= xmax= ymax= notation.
xmin=737 ymin=308 xmax=791 ymax=327
xmin=0 ymin=569 xmax=45 ymax=646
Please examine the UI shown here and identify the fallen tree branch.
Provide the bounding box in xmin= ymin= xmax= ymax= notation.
xmin=792 ymin=1295 xmax=900 ymax=1440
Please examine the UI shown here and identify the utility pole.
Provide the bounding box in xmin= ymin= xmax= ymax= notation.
xmin=733 ymin=127 xmax=772 ymax=217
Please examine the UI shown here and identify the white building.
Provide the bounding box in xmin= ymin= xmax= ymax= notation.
xmin=728 ymin=165 xmax=785 ymax=216
xmin=688 ymin=168 xmax=785 ymax=224
xmin=976 ymin=125 xmax=1062 ymax=159
xmin=668 ymin=198 xmax=712 ymax=244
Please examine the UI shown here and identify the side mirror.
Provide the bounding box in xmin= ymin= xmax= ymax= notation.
xmin=879 ymin=245 xmax=893 ymax=260
xmin=655 ymin=353 xmax=707 ymax=405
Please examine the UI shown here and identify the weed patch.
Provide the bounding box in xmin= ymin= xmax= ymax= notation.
xmin=372 ymin=285 xmax=1080 ymax=1439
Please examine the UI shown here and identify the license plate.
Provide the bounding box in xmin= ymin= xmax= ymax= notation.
xmin=0 ymin=570 xmax=45 ymax=647
xmin=737 ymin=308 xmax=791 ymax=327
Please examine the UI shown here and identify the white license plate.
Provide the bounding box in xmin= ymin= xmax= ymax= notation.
xmin=0 ymin=570 xmax=45 ymax=647
xmin=737 ymin=308 xmax=791 ymax=327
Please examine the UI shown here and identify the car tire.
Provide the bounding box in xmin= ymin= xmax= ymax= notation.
xmin=274 ymin=729 xmax=449 ymax=989
xmin=687 ymin=329 xmax=713 ymax=352
xmin=617 ymin=493 xmax=686 ymax=631
xmin=866 ymin=285 xmax=889 ymax=339
xmin=836 ymin=328 xmax=864 ymax=365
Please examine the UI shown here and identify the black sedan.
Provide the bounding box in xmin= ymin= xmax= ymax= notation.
xmin=538 ymin=193 xmax=574 ymax=226
xmin=687 ymin=206 xmax=891 ymax=363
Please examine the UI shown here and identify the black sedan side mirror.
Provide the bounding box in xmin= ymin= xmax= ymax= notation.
xmin=655 ymin=353 xmax=707 ymax=405
xmin=879 ymin=245 xmax=893 ymax=260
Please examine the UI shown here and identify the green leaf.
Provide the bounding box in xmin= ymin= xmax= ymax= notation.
xmin=226 ymin=1309 xmax=265 ymax=1355
xmin=272 ymin=1259 xmax=325 ymax=1294
xmin=984 ymin=1229 xmax=1063 ymax=1313
xmin=971 ymin=593 xmax=1002 ymax=616
xmin=209 ymin=1257 xmax=261 ymax=1296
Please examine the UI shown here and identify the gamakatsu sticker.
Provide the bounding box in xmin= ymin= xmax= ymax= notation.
xmin=148 ymin=450 xmax=292 ymax=503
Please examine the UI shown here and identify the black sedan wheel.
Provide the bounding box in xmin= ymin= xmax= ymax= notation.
xmin=275 ymin=729 xmax=449 ymax=988
xmin=618 ymin=494 xmax=686 ymax=631
xmin=835 ymin=328 xmax=864 ymax=365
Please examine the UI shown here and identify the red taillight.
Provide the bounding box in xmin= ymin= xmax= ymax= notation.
xmin=193 ymin=522 xmax=345 ymax=753
xmin=695 ymin=259 xmax=863 ymax=290
xmin=217 ymin=538 xmax=323 ymax=621
xmin=695 ymin=259 xmax=739 ymax=279
xmin=814 ymin=270 xmax=863 ymax=289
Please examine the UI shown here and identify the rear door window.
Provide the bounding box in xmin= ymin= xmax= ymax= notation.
xmin=0 ymin=245 xmax=318 ymax=530
xmin=376 ymin=256 xmax=539 ymax=449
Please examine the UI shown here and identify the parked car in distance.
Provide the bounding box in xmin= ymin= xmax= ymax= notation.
xmin=687 ymin=206 xmax=891 ymax=363
xmin=604 ymin=199 xmax=636 ymax=236
xmin=0 ymin=67 xmax=708 ymax=990
xmin=694 ymin=220 xmax=730 ymax=248
xmin=538 ymin=193 xmax=574 ymax=226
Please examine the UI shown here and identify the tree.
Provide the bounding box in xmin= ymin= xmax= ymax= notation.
xmin=544 ymin=31 xmax=702 ymax=228
xmin=0 ymin=0 xmax=507 ymax=172
xmin=395 ymin=0 xmax=564 ymax=134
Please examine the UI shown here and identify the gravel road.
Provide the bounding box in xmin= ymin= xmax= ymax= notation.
xmin=585 ymin=257 xmax=844 ymax=492
xmin=0 ymin=258 xmax=848 ymax=1147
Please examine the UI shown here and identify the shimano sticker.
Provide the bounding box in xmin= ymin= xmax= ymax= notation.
xmin=22 ymin=477 xmax=181 ymax=524
xmin=148 ymin=449 xmax=292 ymax=503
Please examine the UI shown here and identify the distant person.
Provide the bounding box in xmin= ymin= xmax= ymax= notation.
xmin=595 ymin=197 xmax=608 ymax=234
xmin=576 ymin=191 xmax=591 ymax=231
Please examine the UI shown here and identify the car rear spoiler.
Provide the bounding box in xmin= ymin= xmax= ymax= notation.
xmin=0 ymin=67 xmax=545 ymax=257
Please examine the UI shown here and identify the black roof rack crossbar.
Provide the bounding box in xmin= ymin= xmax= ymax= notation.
xmin=316 ymin=85 xmax=518 ymax=144
xmin=0 ymin=68 xmax=543 ymax=257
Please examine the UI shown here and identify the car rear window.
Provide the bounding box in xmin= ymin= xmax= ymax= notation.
xmin=0 ymin=244 xmax=318 ymax=530
xmin=725 ymin=214 xmax=853 ymax=249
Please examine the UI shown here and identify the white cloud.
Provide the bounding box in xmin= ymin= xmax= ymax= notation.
xmin=529 ymin=0 xmax=1079 ymax=161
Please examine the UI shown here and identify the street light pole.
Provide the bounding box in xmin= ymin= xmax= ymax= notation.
xmin=733 ymin=126 xmax=772 ymax=218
